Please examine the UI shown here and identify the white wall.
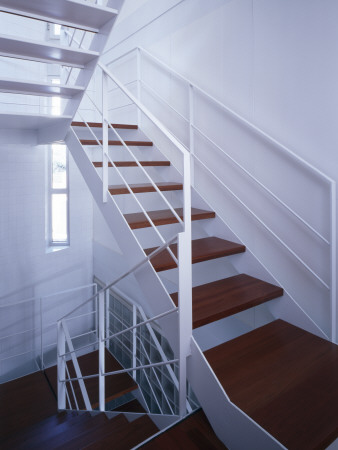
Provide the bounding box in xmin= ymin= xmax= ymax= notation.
xmin=99 ymin=0 xmax=338 ymax=341
xmin=0 ymin=142 xmax=94 ymax=380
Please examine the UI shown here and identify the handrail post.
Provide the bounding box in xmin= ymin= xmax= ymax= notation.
xmin=178 ymin=151 xmax=192 ymax=418
xmin=40 ymin=297 xmax=43 ymax=370
xmin=98 ymin=291 xmax=105 ymax=411
xmin=189 ymin=83 xmax=195 ymax=187
xmin=132 ymin=304 xmax=137 ymax=380
xmin=330 ymin=181 xmax=337 ymax=343
xmin=137 ymin=48 xmax=142 ymax=127
xmin=57 ymin=321 xmax=66 ymax=410
xmin=102 ymin=71 xmax=109 ymax=203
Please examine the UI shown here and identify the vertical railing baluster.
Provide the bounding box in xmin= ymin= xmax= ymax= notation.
xmin=132 ymin=304 xmax=137 ymax=380
xmin=137 ymin=48 xmax=142 ymax=127
xmin=330 ymin=181 xmax=337 ymax=343
xmin=57 ymin=321 xmax=66 ymax=410
xmin=102 ymin=71 xmax=109 ymax=203
xmin=40 ymin=297 xmax=43 ymax=370
xmin=189 ymin=83 xmax=195 ymax=187
xmin=99 ymin=291 xmax=105 ymax=411
xmin=178 ymin=151 xmax=192 ymax=418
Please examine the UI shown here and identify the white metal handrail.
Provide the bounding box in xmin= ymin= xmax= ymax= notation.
xmin=107 ymin=46 xmax=336 ymax=343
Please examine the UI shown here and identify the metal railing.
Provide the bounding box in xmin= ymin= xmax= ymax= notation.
xmin=57 ymin=239 xmax=192 ymax=416
xmin=0 ymin=283 xmax=97 ymax=383
xmin=59 ymin=26 xmax=194 ymax=417
xmin=106 ymin=46 xmax=337 ymax=343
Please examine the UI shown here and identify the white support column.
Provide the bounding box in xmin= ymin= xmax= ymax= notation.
xmin=105 ymin=289 xmax=110 ymax=350
xmin=137 ymin=48 xmax=142 ymax=127
xmin=189 ymin=83 xmax=195 ymax=187
xmin=102 ymin=71 xmax=109 ymax=203
xmin=330 ymin=182 xmax=337 ymax=343
xmin=99 ymin=290 xmax=106 ymax=412
xmin=178 ymin=151 xmax=193 ymax=418
xmin=40 ymin=298 xmax=43 ymax=370
xmin=132 ymin=304 xmax=137 ymax=381
xmin=57 ymin=321 xmax=66 ymax=410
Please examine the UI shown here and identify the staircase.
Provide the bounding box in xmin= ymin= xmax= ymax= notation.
xmin=0 ymin=2 xmax=337 ymax=449
xmin=0 ymin=0 xmax=123 ymax=144
xmin=66 ymin=118 xmax=338 ymax=449
xmin=0 ymin=370 xmax=158 ymax=449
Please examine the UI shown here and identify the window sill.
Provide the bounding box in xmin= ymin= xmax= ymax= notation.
xmin=46 ymin=245 xmax=69 ymax=254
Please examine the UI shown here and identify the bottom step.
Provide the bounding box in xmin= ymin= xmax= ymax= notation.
xmin=139 ymin=409 xmax=226 ymax=449
xmin=204 ymin=320 xmax=338 ymax=450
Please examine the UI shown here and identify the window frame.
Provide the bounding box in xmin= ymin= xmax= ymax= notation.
xmin=47 ymin=144 xmax=70 ymax=248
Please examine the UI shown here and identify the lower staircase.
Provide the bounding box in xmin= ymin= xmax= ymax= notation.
xmin=0 ymin=357 xmax=158 ymax=449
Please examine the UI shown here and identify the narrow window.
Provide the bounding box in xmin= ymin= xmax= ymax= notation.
xmin=48 ymin=144 xmax=69 ymax=247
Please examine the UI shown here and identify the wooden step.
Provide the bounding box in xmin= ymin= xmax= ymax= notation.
xmin=73 ymin=121 xmax=138 ymax=129
xmin=204 ymin=320 xmax=338 ymax=450
xmin=85 ymin=415 xmax=159 ymax=450
xmin=140 ymin=409 xmax=226 ymax=450
xmin=112 ymin=399 xmax=146 ymax=413
xmin=0 ymin=35 xmax=99 ymax=68
xmin=170 ymin=274 xmax=283 ymax=328
xmin=93 ymin=161 xmax=170 ymax=167
xmin=124 ymin=208 xmax=216 ymax=230
xmin=145 ymin=237 xmax=245 ymax=272
xmin=45 ymin=349 xmax=137 ymax=410
xmin=0 ymin=0 xmax=118 ymax=33
xmin=109 ymin=182 xmax=183 ymax=195
xmin=0 ymin=78 xmax=84 ymax=98
xmin=81 ymin=139 xmax=153 ymax=146
xmin=0 ymin=371 xmax=56 ymax=441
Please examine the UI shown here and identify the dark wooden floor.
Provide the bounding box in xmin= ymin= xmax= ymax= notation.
xmin=204 ymin=320 xmax=338 ymax=450
xmin=45 ymin=348 xmax=137 ymax=409
xmin=0 ymin=371 xmax=57 ymax=441
xmin=140 ymin=409 xmax=226 ymax=449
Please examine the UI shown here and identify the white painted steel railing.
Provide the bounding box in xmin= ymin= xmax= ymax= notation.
xmin=57 ymin=238 xmax=192 ymax=416
xmin=0 ymin=283 xmax=97 ymax=383
xmin=106 ymin=46 xmax=337 ymax=343
xmin=61 ymin=26 xmax=194 ymax=416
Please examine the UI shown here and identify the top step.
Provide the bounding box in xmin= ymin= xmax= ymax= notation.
xmin=72 ymin=121 xmax=138 ymax=130
xmin=204 ymin=320 xmax=338 ymax=450
xmin=0 ymin=0 xmax=118 ymax=33
xmin=0 ymin=34 xmax=99 ymax=68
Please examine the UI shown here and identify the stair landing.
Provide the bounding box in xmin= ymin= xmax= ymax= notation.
xmin=0 ymin=371 xmax=56 ymax=440
xmin=204 ymin=320 xmax=338 ymax=450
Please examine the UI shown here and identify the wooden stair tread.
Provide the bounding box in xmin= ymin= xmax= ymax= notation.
xmin=108 ymin=182 xmax=183 ymax=195
xmin=72 ymin=121 xmax=138 ymax=129
xmin=204 ymin=320 xmax=338 ymax=450
xmin=112 ymin=399 xmax=146 ymax=413
xmin=124 ymin=208 xmax=216 ymax=230
xmin=85 ymin=415 xmax=159 ymax=450
xmin=45 ymin=349 xmax=137 ymax=410
xmin=93 ymin=161 xmax=170 ymax=167
xmin=170 ymin=274 xmax=283 ymax=328
xmin=141 ymin=410 xmax=226 ymax=449
xmin=145 ymin=237 xmax=245 ymax=272
xmin=80 ymin=139 xmax=153 ymax=146
xmin=0 ymin=371 xmax=56 ymax=440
